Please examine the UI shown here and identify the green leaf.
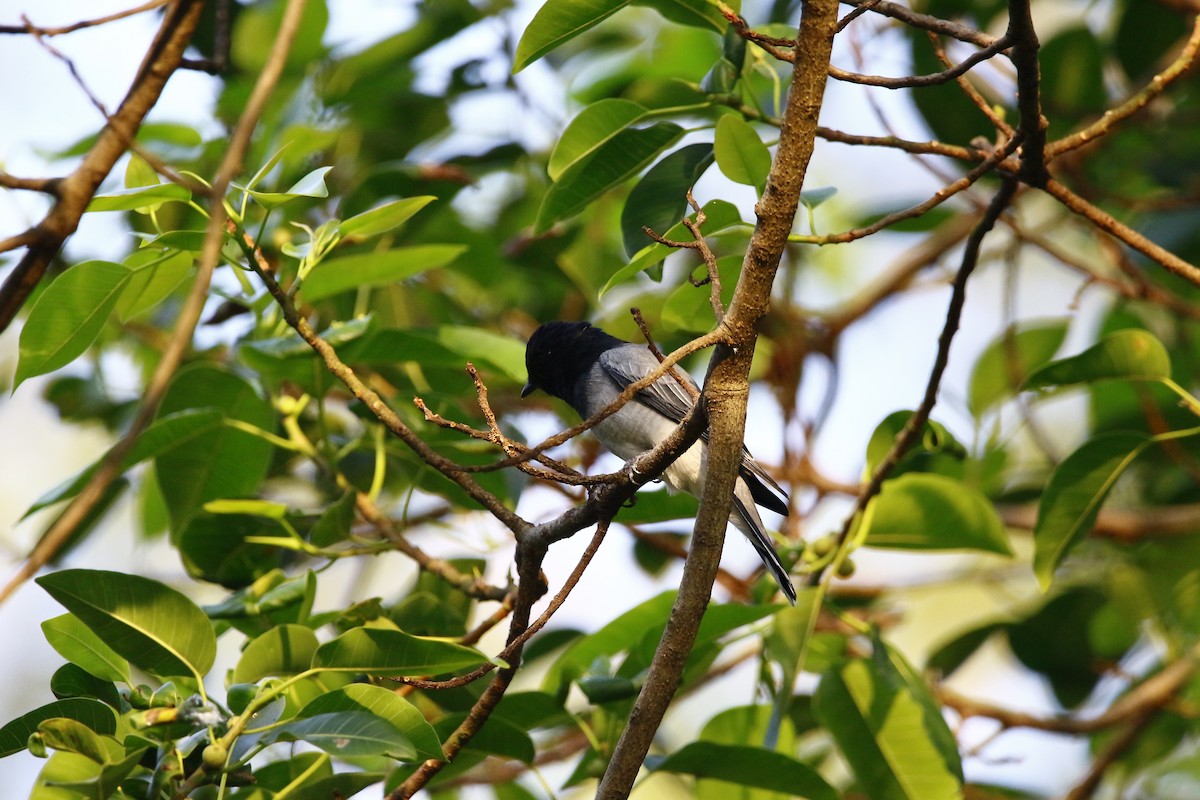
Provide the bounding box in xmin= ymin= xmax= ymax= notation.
xmin=124 ymin=154 xmax=158 ymax=189
xmin=800 ymin=186 xmax=837 ymax=208
xmin=41 ymin=614 xmax=131 ymax=683
xmin=87 ymin=183 xmax=190 ymax=212
xmin=246 ymin=166 xmax=332 ymax=209
xmin=14 ymin=261 xmax=132 ymax=389
xmin=655 ymin=742 xmax=838 ymax=800
xmin=714 ymin=115 xmax=771 ymax=189
xmin=338 ymin=196 xmax=436 ymax=237
xmin=864 ymin=410 xmax=966 ymax=477
xmin=968 ymin=321 xmax=1067 ymax=417
xmin=34 ymin=748 xmax=145 ymax=799
xmin=638 ymin=0 xmax=727 ymax=31
xmin=1033 ymin=432 xmax=1152 ymax=589
xmin=0 ymin=699 xmax=116 ymax=758
xmin=234 ymin=624 xmax=320 ymax=683
xmin=865 ymin=473 xmax=1012 ymax=555
xmin=536 ymin=122 xmax=685 ymax=233
xmin=301 ymin=244 xmax=467 ymax=301
xmin=1024 ymin=329 xmax=1171 ymax=389
xmin=116 ymin=249 xmax=192 ymax=322
xmin=265 ymin=711 xmax=415 ymax=759
xmin=601 ymin=198 xmax=743 ymax=298
xmin=49 ymin=664 xmax=121 ymax=709
xmin=154 ymin=364 xmax=275 ymax=526
xmin=621 ymin=142 xmax=715 ymax=257
xmin=37 ymin=718 xmax=113 ymax=763
xmin=23 ymin=408 xmax=224 ymax=519
xmin=36 ymin=569 xmax=217 ymax=679
xmin=513 ymin=0 xmax=632 ymax=72
xmin=814 ymin=649 xmax=963 ymax=800
xmin=341 ymin=325 xmax=527 ymax=383
xmin=549 ymin=99 xmax=650 ymax=180
xmin=299 ymin=684 xmax=443 ymax=760
xmin=311 ymin=627 xmax=488 ymax=676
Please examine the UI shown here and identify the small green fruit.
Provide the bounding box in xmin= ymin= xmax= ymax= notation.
xmin=201 ymin=743 xmax=228 ymax=770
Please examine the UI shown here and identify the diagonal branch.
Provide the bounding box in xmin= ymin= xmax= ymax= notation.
xmin=595 ymin=1 xmax=842 ymax=796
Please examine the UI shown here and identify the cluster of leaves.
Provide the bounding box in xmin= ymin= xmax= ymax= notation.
xmin=4 ymin=0 xmax=1200 ymax=798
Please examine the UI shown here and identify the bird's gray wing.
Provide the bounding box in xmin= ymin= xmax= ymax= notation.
xmin=597 ymin=345 xmax=698 ymax=423
xmin=600 ymin=345 xmax=790 ymax=514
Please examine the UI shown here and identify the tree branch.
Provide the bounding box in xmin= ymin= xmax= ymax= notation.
xmin=595 ymin=2 xmax=841 ymax=795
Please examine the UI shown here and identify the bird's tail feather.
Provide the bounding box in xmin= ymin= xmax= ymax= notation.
xmin=731 ymin=495 xmax=797 ymax=605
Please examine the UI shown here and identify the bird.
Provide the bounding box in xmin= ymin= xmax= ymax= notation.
xmin=521 ymin=320 xmax=796 ymax=604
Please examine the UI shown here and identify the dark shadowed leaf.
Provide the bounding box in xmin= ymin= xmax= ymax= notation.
xmin=1033 ymin=432 xmax=1152 ymax=589
xmin=655 ymin=741 xmax=838 ymax=800
xmin=536 ymin=122 xmax=685 ymax=233
xmin=621 ymin=142 xmax=715 ymax=257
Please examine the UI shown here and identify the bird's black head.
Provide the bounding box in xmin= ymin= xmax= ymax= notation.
xmin=522 ymin=321 xmax=624 ymax=404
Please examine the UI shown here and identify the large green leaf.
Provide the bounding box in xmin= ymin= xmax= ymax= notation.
xmin=300 ymin=244 xmax=467 ymax=301
xmin=342 ymin=325 xmax=526 ymax=382
xmin=714 ymin=115 xmax=770 ymax=189
xmin=814 ymin=649 xmax=963 ymax=800
xmin=968 ymin=321 xmax=1067 ymax=417
xmin=264 ymin=711 xmax=415 ymax=759
xmin=87 ymin=183 xmax=190 ymax=212
xmin=535 ymin=122 xmax=684 ymax=233
xmin=311 ymin=627 xmax=487 ymax=676
xmin=338 ymin=196 xmax=436 ymax=238
xmin=865 ymin=473 xmax=1012 ymax=555
xmin=0 ymin=699 xmax=116 ymax=758
xmin=654 ymin=742 xmax=838 ymax=800
xmin=36 ymin=569 xmax=217 ymax=679
xmin=299 ymin=684 xmax=444 ymax=760
xmin=621 ymin=142 xmax=715 ymax=257
xmin=234 ymin=624 xmax=320 ymax=683
xmin=549 ymin=99 xmax=651 ymax=179
xmin=14 ymin=261 xmax=132 ymax=389
xmin=41 ymin=614 xmax=131 ymax=684
xmin=154 ymin=364 xmax=275 ymax=526
xmin=23 ymin=408 xmax=224 ymax=519
xmin=1024 ymin=329 xmax=1171 ymax=389
xmin=246 ymin=166 xmax=332 ymax=209
xmin=116 ymin=249 xmax=193 ymax=322
xmin=513 ymin=0 xmax=632 ymax=72
xmin=600 ymin=198 xmax=743 ymax=298
xmin=1033 ymin=431 xmax=1152 ymax=589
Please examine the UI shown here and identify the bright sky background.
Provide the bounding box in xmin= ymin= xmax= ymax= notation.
xmin=0 ymin=0 xmax=1109 ymax=795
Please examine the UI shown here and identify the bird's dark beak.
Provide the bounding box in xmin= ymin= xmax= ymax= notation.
xmin=520 ymin=382 xmax=536 ymax=398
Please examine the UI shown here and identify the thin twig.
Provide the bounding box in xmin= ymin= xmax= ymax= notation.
xmin=0 ymin=0 xmax=170 ymax=36
xmin=829 ymin=35 xmax=1010 ymax=89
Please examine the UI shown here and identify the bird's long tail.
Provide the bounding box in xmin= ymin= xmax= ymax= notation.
xmin=731 ymin=495 xmax=797 ymax=605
